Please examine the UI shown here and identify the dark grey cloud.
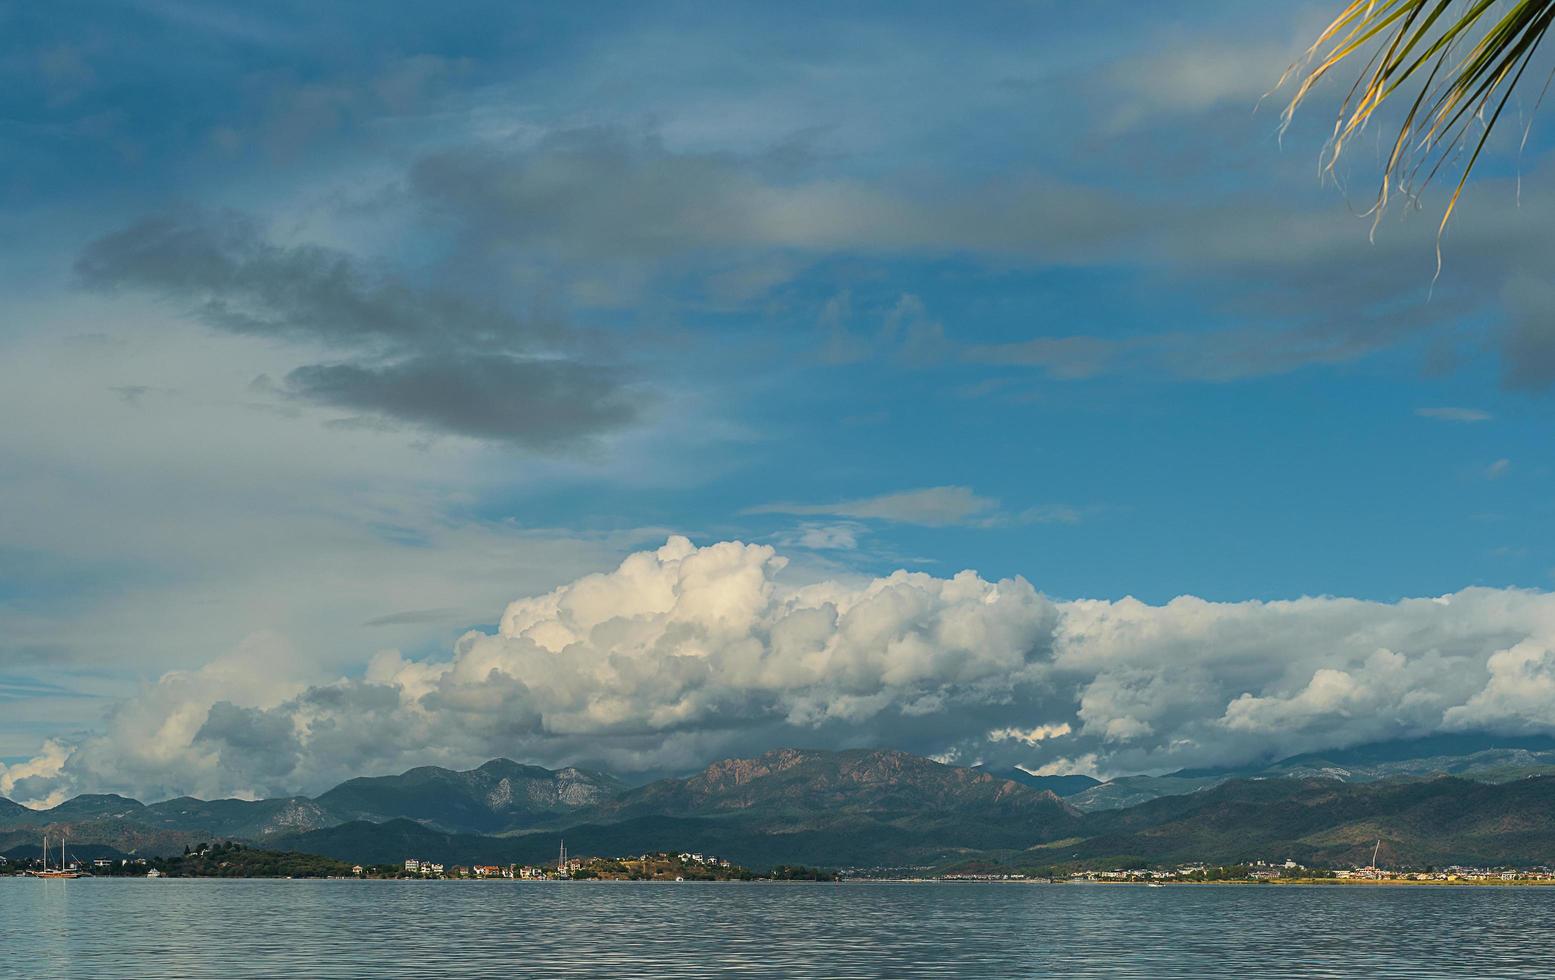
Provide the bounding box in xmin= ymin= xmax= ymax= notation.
xmin=76 ymin=210 xmax=562 ymax=352
xmin=75 ymin=210 xmax=642 ymax=449
xmin=286 ymin=354 xmax=637 ymax=450
xmin=194 ymin=701 xmax=302 ymax=785
xmin=1502 ymin=276 xmax=1555 ymax=391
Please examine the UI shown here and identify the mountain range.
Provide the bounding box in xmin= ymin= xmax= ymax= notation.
xmin=7 ymin=734 xmax=1555 ymax=870
xmin=1063 ymin=732 xmax=1555 ymax=811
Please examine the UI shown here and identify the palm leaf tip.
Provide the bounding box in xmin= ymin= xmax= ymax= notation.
xmin=1282 ymin=0 xmax=1555 ymax=232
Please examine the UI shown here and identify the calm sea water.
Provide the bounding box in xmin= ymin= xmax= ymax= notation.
xmin=3 ymin=878 xmax=1553 ymax=978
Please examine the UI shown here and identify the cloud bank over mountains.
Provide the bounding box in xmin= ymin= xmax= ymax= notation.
xmin=5 ymin=537 xmax=1555 ymax=806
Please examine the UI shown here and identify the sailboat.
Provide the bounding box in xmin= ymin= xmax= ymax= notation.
xmin=25 ymin=833 xmax=86 ymax=878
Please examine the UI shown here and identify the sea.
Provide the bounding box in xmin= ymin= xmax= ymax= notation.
xmin=3 ymin=878 xmax=1554 ymax=978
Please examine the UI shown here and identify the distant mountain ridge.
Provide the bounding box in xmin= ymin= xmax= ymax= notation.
xmin=972 ymin=767 xmax=1100 ymax=797
xmin=9 ymin=735 xmax=1555 ymax=869
xmin=591 ymin=748 xmax=1077 ymax=824
xmin=0 ymin=748 xmax=1083 ymax=865
xmin=281 ymin=749 xmax=1085 ymax=868
xmin=1066 ymin=733 xmax=1555 ymax=811
xmin=315 ymin=758 xmax=622 ymax=833
xmin=0 ymin=757 xmax=623 ymax=845
xmin=1061 ymin=772 xmax=1555 ymax=868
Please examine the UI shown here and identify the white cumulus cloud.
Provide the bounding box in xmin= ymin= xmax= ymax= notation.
xmin=7 ymin=540 xmax=1555 ymax=803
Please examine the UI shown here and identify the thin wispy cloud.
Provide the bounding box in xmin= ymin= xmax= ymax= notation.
xmin=773 ymin=522 xmax=864 ymax=551
xmin=362 ymin=608 xmax=465 ymax=628
xmin=747 ymin=487 xmax=1089 ymax=530
xmin=746 ymin=486 xmax=1000 ymax=527
xmin=1417 ymin=406 xmax=1492 ymax=423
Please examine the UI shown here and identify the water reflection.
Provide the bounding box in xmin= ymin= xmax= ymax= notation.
xmin=4 ymin=879 xmax=1553 ymax=978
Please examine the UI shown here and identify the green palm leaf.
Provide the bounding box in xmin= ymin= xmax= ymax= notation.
xmin=1283 ymin=0 xmax=1555 ymax=239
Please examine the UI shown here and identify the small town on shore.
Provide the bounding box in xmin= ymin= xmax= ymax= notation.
xmin=0 ymin=840 xmax=836 ymax=882
xmin=380 ymin=846 xmax=828 ymax=882
xmin=916 ymin=857 xmax=1555 ymax=885
xmin=8 ymin=840 xmax=1555 ymax=885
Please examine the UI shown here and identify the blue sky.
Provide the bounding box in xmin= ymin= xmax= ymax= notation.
xmin=4 ymin=1 xmax=1555 ymax=798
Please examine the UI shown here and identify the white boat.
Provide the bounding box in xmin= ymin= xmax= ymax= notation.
xmin=146 ymin=868 xmax=164 ymax=878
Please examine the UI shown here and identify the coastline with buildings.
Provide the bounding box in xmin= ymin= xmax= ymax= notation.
xmin=2 ymin=841 xmax=835 ymax=881
xmin=11 ymin=849 xmax=1555 ymax=886
xmin=13 ymin=839 xmax=1555 ymax=887
xmin=389 ymin=849 xmax=833 ymax=882
xmin=893 ymin=859 xmax=1555 ymax=886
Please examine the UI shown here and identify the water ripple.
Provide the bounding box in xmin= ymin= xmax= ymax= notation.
xmin=4 ymin=879 xmax=1553 ymax=978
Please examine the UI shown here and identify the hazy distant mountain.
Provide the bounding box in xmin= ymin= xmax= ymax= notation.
xmin=1066 ymin=733 xmax=1555 ymax=811
xmin=0 ymin=758 xmax=623 ymax=848
xmin=13 ymin=736 xmax=1555 ymax=868
xmin=1256 ymin=733 xmax=1555 ymax=782
xmin=1053 ymin=773 xmax=1555 ymax=868
xmin=140 ymin=796 xmax=337 ymax=838
xmin=0 ymin=795 xmax=35 ymax=823
xmin=278 ymin=758 xmax=1555 ymax=871
xmin=278 ymin=816 xmax=728 ymax=868
xmin=0 ymin=793 xmax=148 ymax=826
xmin=39 ymin=793 xmax=146 ymax=823
xmin=313 ymin=758 xmax=624 ymax=833
xmin=589 ymin=748 xmax=1080 ymax=828
xmin=0 ymin=818 xmax=201 ymax=859
xmin=972 ymin=767 xmax=1100 ymax=797
xmin=281 ymin=749 xmax=1085 ymax=868
xmin=279 ymin=810 xmax=1063 ymax=870
xmin=0 ymin=792 xmax=337 ymax=840
xmin=1 ymin=839 xmax=133 ymax=862
xmin=1065 ymin=773 xmax=1227 ymax=811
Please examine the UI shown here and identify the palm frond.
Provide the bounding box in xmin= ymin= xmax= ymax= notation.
xmin=1282 ymin=0 xmax=1555 ymax=239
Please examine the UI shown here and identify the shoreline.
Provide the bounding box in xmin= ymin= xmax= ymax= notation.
xmin=11 ymin=875 xmax=1555 ymax=888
